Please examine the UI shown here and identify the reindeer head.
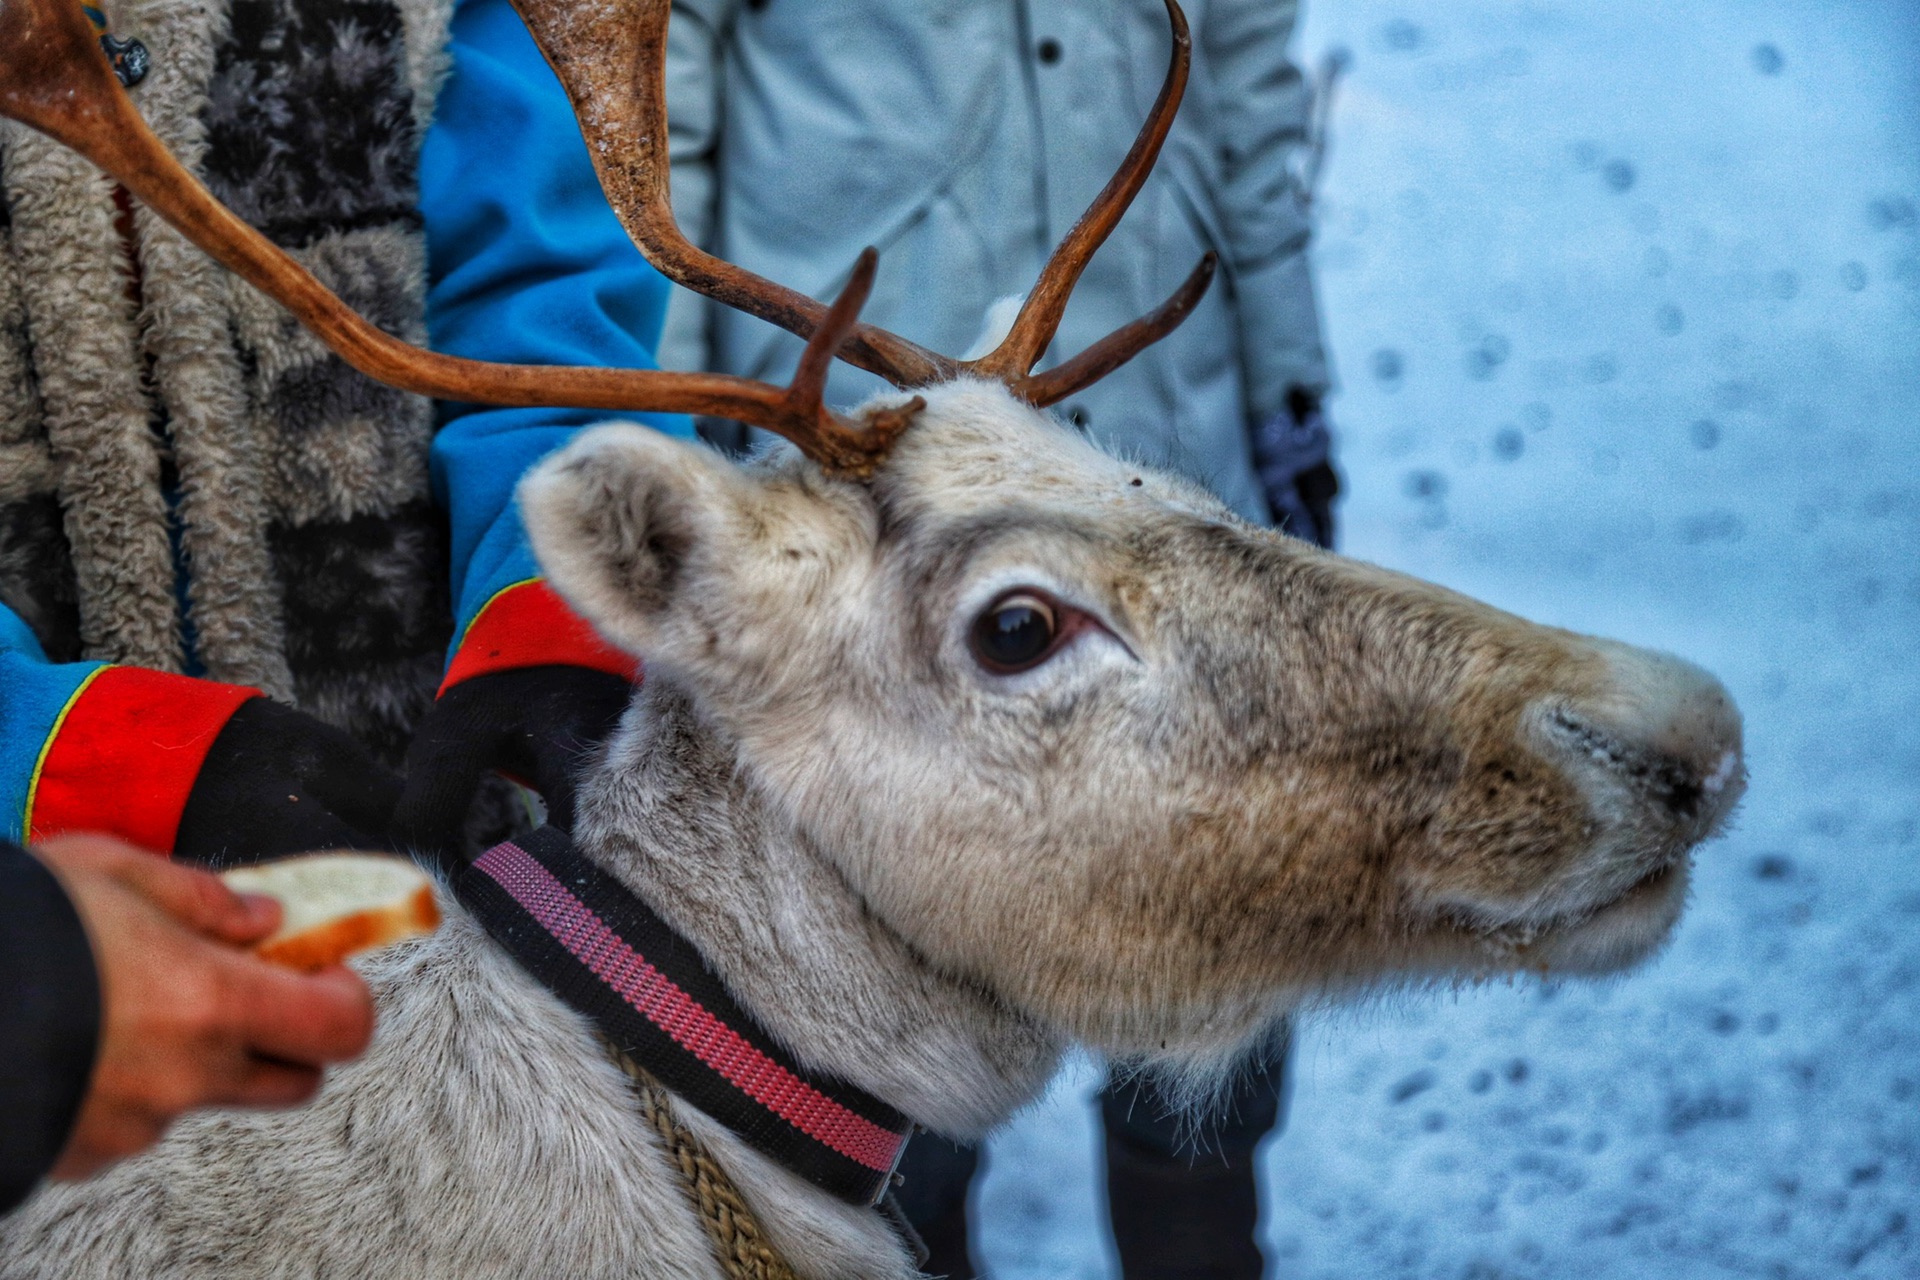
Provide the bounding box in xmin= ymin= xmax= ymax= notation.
xmin=2 ymin=0 xmax=1743 ymax=1065
xmin=520 ymin=384 xmax=1743 ymax=1062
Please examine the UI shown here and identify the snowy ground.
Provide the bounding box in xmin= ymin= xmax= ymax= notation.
xmin=972 ymin=3 xmax=1920 ymax=1277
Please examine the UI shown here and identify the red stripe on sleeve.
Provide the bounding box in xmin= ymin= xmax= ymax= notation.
xmin=28 ymin=667 xmax=259 ymax=855
xmin=439 ymin=580 xmax=638 ymax=695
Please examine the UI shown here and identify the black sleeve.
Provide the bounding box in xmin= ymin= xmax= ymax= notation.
xmin=0 ymin=841 xmax=101 ymax=1214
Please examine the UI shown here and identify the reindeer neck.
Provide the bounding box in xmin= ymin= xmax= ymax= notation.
xmin=573 ymin=678 xmax=1063 ymax=1142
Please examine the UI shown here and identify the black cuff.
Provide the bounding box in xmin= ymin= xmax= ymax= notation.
xmin=0 ymin=843 xmax=101 ymax=1213
xmin=175 ymin=698 xmax=404 ymax=869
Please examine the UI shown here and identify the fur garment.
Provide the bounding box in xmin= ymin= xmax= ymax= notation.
xmin=0 ymin=0 xmax=454 ymax=757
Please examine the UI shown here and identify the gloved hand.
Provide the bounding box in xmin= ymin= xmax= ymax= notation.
xmin=391 ymin=577 xmax=639 ymax=866
xmin=21 ymin=666 xmax=401 ymax=868
xmin=391 ymin=664 xmax=633 ymax=868
xmin=1251 ymin=386 xmax=1340 ymax=550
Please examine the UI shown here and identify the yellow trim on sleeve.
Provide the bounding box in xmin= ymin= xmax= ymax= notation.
xmin=21 ymin=664 xmax=112 ymax=843
xmin=455 ymin=576 xmax=542 ymax=651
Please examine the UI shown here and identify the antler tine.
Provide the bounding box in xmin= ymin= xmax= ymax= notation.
xmin=0 ymin=0 xmax=914 ymax=477
xmin=510 ymin=0 xmax=957 ymax=391
xmin=786 ymin=248 xmax=879 ymax=413
xmin=965 ymin=0 xmax=1195 ymax=383
xmin=1016 ymin=252 xmax=1217 ymax=408
xmin=772 ymin=248 xmax=926 ymax=478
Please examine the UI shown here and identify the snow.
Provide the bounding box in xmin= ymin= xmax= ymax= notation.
xmin=972 ymin=2 xmax=1920 ymax=1276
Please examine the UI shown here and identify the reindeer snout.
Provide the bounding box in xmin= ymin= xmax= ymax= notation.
xmin=1535 ymin=640 xmax=1745 ymax=840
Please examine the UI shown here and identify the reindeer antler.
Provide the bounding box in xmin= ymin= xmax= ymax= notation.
xmin=513 ymin=0 xmax=1215 ymax=405
xmin=0 ymin=0 xmax=1210 ymax=476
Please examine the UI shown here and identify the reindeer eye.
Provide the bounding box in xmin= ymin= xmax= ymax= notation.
xmin=971 ymin=593 xmax=1059 ymax=673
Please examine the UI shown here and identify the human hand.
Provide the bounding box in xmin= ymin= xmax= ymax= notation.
xmin=30 ymin=835 xmax=375 ymax=1180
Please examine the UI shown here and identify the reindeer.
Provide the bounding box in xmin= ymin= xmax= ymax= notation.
xmin=0 ymin=0 xmax=1743 ymax=1275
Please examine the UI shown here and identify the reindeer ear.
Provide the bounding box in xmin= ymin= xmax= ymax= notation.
xmin=518 ymin=424 xmax=755 ymax=658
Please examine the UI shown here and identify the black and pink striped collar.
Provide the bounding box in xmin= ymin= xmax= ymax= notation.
xmin=455 ymin=827 xmax=913 ymax=1206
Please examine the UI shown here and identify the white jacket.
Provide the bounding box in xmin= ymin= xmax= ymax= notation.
xmin=663 ymin=0 xmax=1330 ymax=522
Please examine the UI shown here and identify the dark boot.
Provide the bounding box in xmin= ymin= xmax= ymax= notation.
xmin=893 ymin=1135 xmax=981 ymax=1278
xmin=1100 ymin=1036 xmax=1291 ymax=1280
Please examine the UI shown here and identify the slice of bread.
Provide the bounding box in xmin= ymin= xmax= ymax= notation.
xmin=222 ymin=853 xmax=440 ymax=971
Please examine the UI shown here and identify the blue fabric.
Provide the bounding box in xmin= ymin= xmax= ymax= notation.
xmin=422 ymin=0 xmax=691 ymax=646
xmin=0 ymin=608 xmax=105 ymax=845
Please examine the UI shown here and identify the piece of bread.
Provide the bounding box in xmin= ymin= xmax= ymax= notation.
xmin=222 ymin=853 xmax=440 ymax=971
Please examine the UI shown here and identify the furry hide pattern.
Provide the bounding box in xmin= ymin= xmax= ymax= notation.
xmin=0 ymin=200 xmax=78 ymax=659
xmin=0 ymin=190 xmax=53 ymax=507
xmin=0 ymin=117 xmax=181 ymax=671
xmin=0 ymin=0 xmax=451 ymax=759
xmin=0 ymin=383 xmax=1743 ymax=1277
xmin=125 ymin=0 xmax=295 ymax=700
xmin=268 ymin=502 xmax=449 ymax=761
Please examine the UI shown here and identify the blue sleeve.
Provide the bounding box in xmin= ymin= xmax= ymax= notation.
xmin=0 ymin=607 xmax=105 ymax=846
xmin=420 ymin=0 xmax=693 ymax=649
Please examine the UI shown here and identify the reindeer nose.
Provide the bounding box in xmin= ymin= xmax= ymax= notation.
xmin=1535 ymin=640 xmax=1745 ymax=833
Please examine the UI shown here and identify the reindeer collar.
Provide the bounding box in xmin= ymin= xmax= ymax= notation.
xmin=455 ymin=826 xmax=913 ymax=1206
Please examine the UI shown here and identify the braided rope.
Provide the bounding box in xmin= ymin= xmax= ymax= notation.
xmin=609 ymin=1044 xmax=803 ymax=1280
